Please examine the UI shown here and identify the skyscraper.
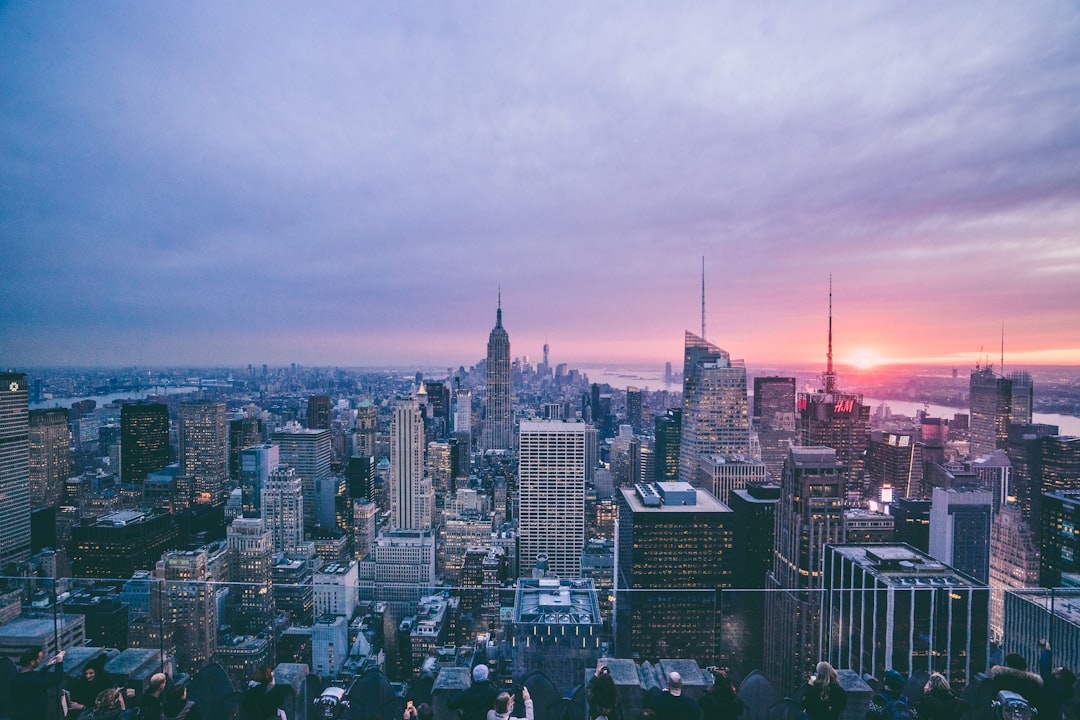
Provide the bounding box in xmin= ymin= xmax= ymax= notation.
xmin=753 ymin=376 xmax=796 ymax=429
xmin=262 ymin=467 xmax=304 ymax=554
xmin=159 ymin=549 xmax=217 ymax=673
xmin=227 ymin=517 xmax=274 ymax=633
xmin=764 ymin=446 xmax=846 ymax=694
xmin=120 ymin=402 xmax=169 ymax=484
xmin=271 ymin=427 xmax=332 ymax=528
xmin=626 ymin=386 xmax=643 ymax=433
xmin=653 ymin=408 xmax=681 ymax=483
xmin=306 ymin=395 xmax=332 ymax=430
xmin=28 ymin=408 xmax=70 ymax=508
xmin=616 ymin=481 xmax=733 ymax=665
xmin=354 ymin=401 xmax=378 ymax=458
xmin=482 ymin=295 xmax=512 ymax=452
xmin=797 ymin=289 xmax=869 ymax=505
xmin=390 ymin=396 xmax=433 ymax=530
xmin=0 ymin=373 xmax=31 ymax=568
xmin=518 ymin=419 xmax=587 ymax=577
xmin=178 ymin=401 xmax=228 ymax=503
xmin=970 ymin=365 xmax=1014 ymax=457
xmin=929 ymin=486 xmax=992 ymax=584
xmin=229 ymin=416 xmax=264 ymax=480
xmin=678 ymin=332 xmax=750 ymax=485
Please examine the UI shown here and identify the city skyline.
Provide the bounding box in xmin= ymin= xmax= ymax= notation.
xmin=2 ymin=4 xmax=1080 ymax=369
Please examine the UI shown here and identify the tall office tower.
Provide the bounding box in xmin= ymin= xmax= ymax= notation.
xmin=1007 ymin=423 xmax=1059 ymax=521
xmin=178 ymin=401 xmax=228 ymax=503
xmin=969 ymin=365 xmax=1029 ymax=458
xmin=390 ymin=396 xmax=433 ymax=530
xmin=764 ymin=447 xmax=846 ymax=695
xmin=518 ymin=420 xmax=587 ymax=578
xmin=754 ymin=376 xmax=796 ymax=429
xmin=697 ymin=455 xmax=767 ymax=505
xmin=0 ymin=373 xmax=31 ymax=568
xmin=929 ymin=487 xmax=992 ymax=584
xmin=427 ymin=441 xmax=453 ymax=521
xmin=271 ymin=427 xmax=332 ymax=527
xmin=28 ymin=408 xmax=70 ymax=508
xmin=822 ymin=544 xmax=988 ymax=688
xmin=239 ymin=443 xmax=279 ymax=515
xmin=864 ymin=432 xmax=916 ymax=501
xmin=120 ymin=402 xmax=169 ymax=484
xmin=616 ymin=481 xmax=733 ymax=664
xmin=354 ymin=401 xmax=378 ymax=458
xmin=678 ymin=332 xmax=750 ymax=485
xmin=654 ymin=409 xmax=681 ymax=482
xmin=989 ymin=504 xmax=1039 ymax=642
xmin=306 ymin=395 xmax=332 ymax=430
xmin=159 ymin=549 xmax=217 ymax=673
xmin=423 ymin=381 xmax=451 ymax=440
xmin=452 ymin=384 xmax=472 ymax=459
xmin=227 ymin=517 xmax=274 ymax=633
xmin=892 ymin=497 xmax=932 ymax=553
xmin=229 ymin=417 xmax=264 ymax=480
xmin=352 ymin=499 xmax=377 ymax=560
xmin=626 ymin=386 xmax=643 ymax=433
xmin=347 ymin=454 xmax=376 ymax=502
xmin=482 ymin=295 xmax=512 ymax=452
xmin=725 ymin=484 xmax=780 ymax=678
xmin=1040 ymin=490 xmax=1080 ymax=587
xmin=1038 ymin=435 xmax=1080 ymax=511
xmin=262 ymin=467 xmax=304 ymax=554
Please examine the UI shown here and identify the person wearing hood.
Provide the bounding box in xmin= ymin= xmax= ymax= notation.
xmin=990 ymin=653 xmax=1044 ymax=715
xmin=488 ymin=687 xmax=532 ymax=720
xmin=867 ymin=670 xmax=911 ymax=720
xmin=917 ymin=672 xmax=960 ymax=720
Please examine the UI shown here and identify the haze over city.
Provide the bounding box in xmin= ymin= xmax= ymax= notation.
xmin=3 ymin=3 xmax=1080 ymax=369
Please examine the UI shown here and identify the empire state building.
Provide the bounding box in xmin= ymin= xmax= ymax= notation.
xmin=483 ymin=295 xmax=512 ymax=451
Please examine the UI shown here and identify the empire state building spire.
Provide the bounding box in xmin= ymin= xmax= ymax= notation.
xmin=483 ymin=292 xmax=512 ymax=451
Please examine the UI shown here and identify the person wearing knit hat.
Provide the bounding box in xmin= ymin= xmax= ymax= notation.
xmin=450 ymin=664 xmax=498 ymax=720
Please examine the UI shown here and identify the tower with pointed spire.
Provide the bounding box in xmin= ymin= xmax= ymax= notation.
xmin=796 ymin=280 xmax=869 ymax=505
xmin=483 ymin=291 xmax=513 ymax=452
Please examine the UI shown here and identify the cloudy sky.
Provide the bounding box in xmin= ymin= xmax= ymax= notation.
xmin=3 ymin=2 xmax=1079 ymax=370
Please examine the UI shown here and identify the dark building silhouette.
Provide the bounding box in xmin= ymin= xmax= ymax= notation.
xmin=28 ymin=408 xmax=71 ymax=508
xmin=892 ymin=497 xmax=932 ymax=553
xmin=970 ymin=367 xmax=1033 ymax=458
xmin=483 ymin=295 xmax=512 ymax=452
xmin=626 ymin=386 xmax=643 ymax=433
xmin=753 ymin=376 xmax=796 ymax=430
xmin=120 ymin=402 xmax=170 ymax=484
xmin=229 ymin=417 xmax=264 ymax=480
xmin=725 ymin=483 xmax=780 ymax=678
xmin=616 ymin=481 xmax=733 ymax=665
xmin=307 ymin=395 xmax=332 ymax=430
xmin=765 ymin=447 xmax=845 ymax=695
xmin=864 ymin=431 xmax=916 ymax=501
xmin=70 ymin=509 xmax=178 ymax=579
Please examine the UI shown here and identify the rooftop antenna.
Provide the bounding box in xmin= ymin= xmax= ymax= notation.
xmin=496 ymin=286 xmax=502 ymax=328
xmin=825 ymin=275 xmax=837 ymax=393
xmin=1001 ymin=321 xmax=1005 ymax=376
xmin=701 ymin=256 xmax=706 ymax=341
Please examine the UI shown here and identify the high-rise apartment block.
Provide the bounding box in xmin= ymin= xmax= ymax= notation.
xmin=178 ymin=401 xmax=228 ymax=503
xmin=120 ymin=402 xmax=169 ymax=484
xmin=616 ymin=481 xmax=733 ymax=664
xmin=390 ymin=396 xmax=432 ymax=530
xmin=482 ymin=297 xmax=512 ymax=452
xmin=518 ymin=419 xmax=587 ymax=578
xmin=678 ymin=332 xmax=750 ymax=485
xmin=354 ymin=401 xmax=378 ymax=458
xmin=28 ymin=408 xmax=70 ymax=508
xmin=0 ymin=373 xmax=31 ymax=567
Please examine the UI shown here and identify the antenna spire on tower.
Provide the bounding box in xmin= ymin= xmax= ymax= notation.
xmin=1001 ymin=321 xmax=1005 ymax=375
xmin=701 ymin=256 xmax=706 ymax=341
xmin=825 ymin=275 xmax=837 ymax=393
